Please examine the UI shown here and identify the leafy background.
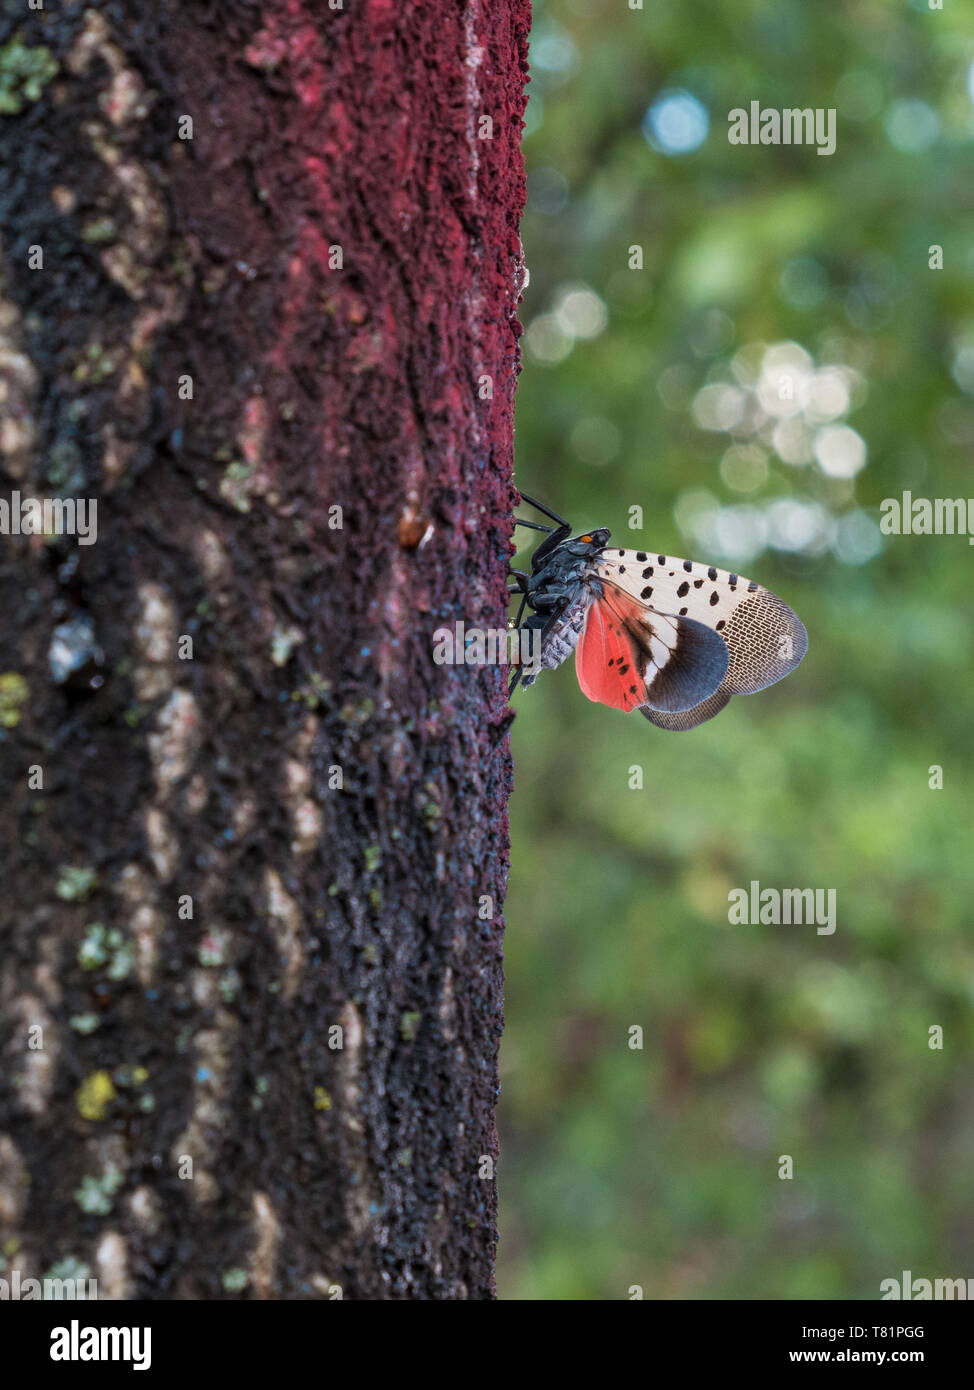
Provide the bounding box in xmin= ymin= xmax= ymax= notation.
xmin=499 ymin=0 xmax=974 ymax=1300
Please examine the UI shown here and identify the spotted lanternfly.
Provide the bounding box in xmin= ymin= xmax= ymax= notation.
xmin=509 ymin=493 xmax=807 ymax=730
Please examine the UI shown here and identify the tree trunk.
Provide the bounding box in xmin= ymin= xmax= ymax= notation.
xmin=0 ymin=0 xmax=528 ymax=1300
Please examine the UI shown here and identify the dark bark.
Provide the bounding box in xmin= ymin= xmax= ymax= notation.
xmin=0 ymin=0 xmax=528 ymax=1299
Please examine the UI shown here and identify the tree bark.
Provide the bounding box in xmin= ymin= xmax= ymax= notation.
xmin=0 ymin=0 xmax=528 ymax=1300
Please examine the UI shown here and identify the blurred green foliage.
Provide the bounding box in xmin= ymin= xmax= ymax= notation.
xmin=500 ymin=0 xmax=974 ymax=1300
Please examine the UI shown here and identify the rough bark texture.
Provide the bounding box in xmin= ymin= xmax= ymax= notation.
xmin=0 ymin=0 xmax=528 ymax=1299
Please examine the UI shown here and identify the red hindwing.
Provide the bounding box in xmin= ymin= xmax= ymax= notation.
xmin=575 ymin=586 xmax=651 ymax=712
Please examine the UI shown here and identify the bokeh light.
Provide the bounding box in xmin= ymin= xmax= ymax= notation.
xmin=642 ymin=89 xmax=710 ymax=155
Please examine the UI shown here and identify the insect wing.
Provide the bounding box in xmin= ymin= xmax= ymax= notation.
xmin=639 ymin=688 xmax=732 ymax=732
xmin=575 ymin=580 xmax=729 ymax=714
xmin=597 ymin=550 xmax=807 ymax=699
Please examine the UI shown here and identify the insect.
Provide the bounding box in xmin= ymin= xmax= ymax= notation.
xmin=508 ymin=493 xmax=807 ymax=730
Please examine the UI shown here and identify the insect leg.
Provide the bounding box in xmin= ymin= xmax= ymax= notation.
xmin=509 ymin=610 xmax=554 ymax=698
xmin=507 ymin=578 xmax=533 ymax=696
xmin=516 ymin=492 xmax=570 ymax=528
